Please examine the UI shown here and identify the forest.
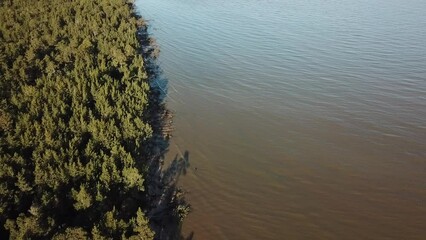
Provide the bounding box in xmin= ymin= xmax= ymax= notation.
xmin=0 ymin=0 xmax=186 ymax=239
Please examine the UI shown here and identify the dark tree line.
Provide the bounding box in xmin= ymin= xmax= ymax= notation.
xmin=0 ymin=0 xmax=184 ymax=239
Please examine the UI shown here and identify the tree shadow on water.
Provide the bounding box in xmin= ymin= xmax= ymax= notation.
xmin=138 ymin=17 xmax=192 ymax=240
xmin=181 ymin=231 xmax=194 ymax=240
xmin=145 ymin=148 xmax=191 ymax=239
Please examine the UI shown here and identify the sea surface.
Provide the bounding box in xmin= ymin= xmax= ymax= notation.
xmin=135 ymin=0 xmax=426 ymax=239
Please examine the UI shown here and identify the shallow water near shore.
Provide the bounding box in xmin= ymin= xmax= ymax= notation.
xmin=135 ymin=0 xmax=426 ymax=239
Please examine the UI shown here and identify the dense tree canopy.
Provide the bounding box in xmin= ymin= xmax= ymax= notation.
xmin=0 ymin=0 xmax=164 ymax=238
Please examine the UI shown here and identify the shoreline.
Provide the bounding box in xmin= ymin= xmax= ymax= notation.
xmin=135 ymin=11 xmax=190 ymax=238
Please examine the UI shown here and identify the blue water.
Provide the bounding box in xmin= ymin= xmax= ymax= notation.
xmin=136 ymin=0 xmax=426 ymax=239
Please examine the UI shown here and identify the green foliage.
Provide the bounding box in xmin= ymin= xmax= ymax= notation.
xmin=130 ymin=208 xmax=155 ymax=240
xmin=0 ymin=0 xmax=158 ymax=238
xmin=72 ymin=185 xmax=93 ymax=210
xmin=52 ymin=228 xmax=88 ymax=240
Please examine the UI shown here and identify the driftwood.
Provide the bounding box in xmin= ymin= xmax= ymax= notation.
xmin=160 ymin=109 xmax=174 ymax=138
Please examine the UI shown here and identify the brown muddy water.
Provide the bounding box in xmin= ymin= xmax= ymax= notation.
xmin=136 ymin=0 xmax=426 ymax=239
